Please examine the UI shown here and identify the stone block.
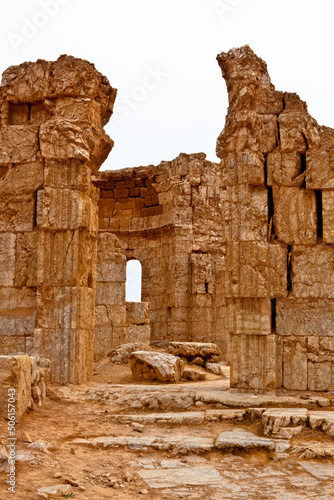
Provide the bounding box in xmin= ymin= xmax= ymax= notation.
xmin=0 ymin=233 xmax=16 ymax=286
xmin=0 ymin=125 xmax=39 ymax=164
xmin=36 ymin=286 xmax=95 ymax=330
xmin=130 ymin=351 xmax=182 ymax=383
xmin=37 ymin=230 xmax=97 ymax=287
xmin=126 ymin=325 xmax=151 ymax=344
xmin=267 ymin=150 xmax=304 ymax=186
xmin=322 ymin=190 xmax=334 ymax=243
xmin=278 ymin=112 xmax=308 ymax=153
xmin=39 ymin=187 xmax=98 ymax=234
xmin=0 ymin=161 xmax=44 ymax=194
xmin=224 ymin=185 xmax=268 ymax=241
xmin=225 ymin=242 xmax=287 ymax=298
xmin=276 ymin=299 xmax=334 ymax=336
xmin=282 ymin=336 xmax=308 ymax=390
xmin=230 ymin=334 xmax=278 ymax=391
xmin=94 ymin=326 xmax=113 ymax=361
xmin=55 ymin=97 xmax=101 ymax=126
xmin=0 ymin=355 xmax=32 ymax=420
xmin=15 ymin=232 xmax=38 ymax=287
xmin=0 ymin=287 xmax=36 ymax=336
xmin=96 ymin=254 xmax=126 ymax=282
xmin=292 ymin=245 xmax=334 ymax=298
xmin=308 ymin=337 xmax=334 ymax=391
xmin=126 ymin=302 xmax=150 ymax=325
xmin=0 ymin=194 xmax=35 ymax=231
xmin=273 ymin=187 xmax=317 ymax=245
xmin=221 ymin=150 xmax=265 ymax=186
xmin=225 ymin=298 xmax=271 ymax=336
xmin=306 ymin=127 xmax=334 ymax=189
xmin=0 ymin=336 xmax=26 ymax=355
xmin=33 ymin=327 xmax=93 ymax=384
xmin=44 ymin=160 xmax=92 ymax=191
xmin=95 ymin=282 xmax=125 ymax=306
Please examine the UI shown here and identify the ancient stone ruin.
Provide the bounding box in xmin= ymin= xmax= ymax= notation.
xmin=0 ymin=45 xmax=333 ymax=396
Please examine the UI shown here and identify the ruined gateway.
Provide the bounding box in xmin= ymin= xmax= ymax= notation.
xmin=0 ymin=45 xmax=333 ymax=393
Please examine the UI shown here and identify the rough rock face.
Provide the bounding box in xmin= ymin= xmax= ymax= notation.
xmin=216 ymin=45 xmax=334 ymax=392
xmin=129 ymin=351 xmax=182 ymax=383
xmin=0 ymin=55 xmax=116 ymax=383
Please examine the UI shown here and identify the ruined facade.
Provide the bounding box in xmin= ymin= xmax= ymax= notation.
xmin=0 ymin=46 xmax=333 ymax=392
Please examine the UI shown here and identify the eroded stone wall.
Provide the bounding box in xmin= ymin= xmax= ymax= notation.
xmin=0 ymin=55 xmax=116 ymax=383
xmin=217 ymin=45 xmax=334 ymax=392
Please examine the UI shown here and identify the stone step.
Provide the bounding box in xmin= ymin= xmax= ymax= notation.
xmin=69 ymin=429 xmax=276 ymax=454
xmin=108 ymin=409 xmax=246 ymax=425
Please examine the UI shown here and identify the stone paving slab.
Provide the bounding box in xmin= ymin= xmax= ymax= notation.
xmin=215 ymin=429 xmax=275 ymax=451
xmin=138 ymin=466 xmax=223 ymax=488
xmin=108 ymin=409 xmax=246 ymax=425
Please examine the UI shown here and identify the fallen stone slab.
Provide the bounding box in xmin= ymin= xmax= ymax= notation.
xmin=182 ymin=367 xmax=206 ymax=381
xmin=138 ymin=466 xmax=223 ymax=488
xmin=110 ymin=342 xmax=151 ymax=364
xmin=130 ymin=351 xmax=182 ymax=383
xmin=262 ymin=408 xmax=308 ymax=435
xmin=150 ymin=435 xmax=214 ymax=453
xmin=110 ymin=411 xmax=205 ymax=425
xmin=205 ymin=362 xmax=222 ymax=375
xmin=215 ymin=429 xmax=275 ymax=451
xmin=308 ymin=411 xmax=334 ymax=436
xmin=71 ymin=435 xmax=156 ymax=450
xmin=169 ymin=342 xmax=220 ymax=361
xmin=299 ymin=462 xmax=334 ymax=480
xmin=37 ymin=484 xmax=73 ymax=496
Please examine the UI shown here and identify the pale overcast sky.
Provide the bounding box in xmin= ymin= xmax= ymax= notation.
xmin=1 ymin=0 xmax=334 ymax=173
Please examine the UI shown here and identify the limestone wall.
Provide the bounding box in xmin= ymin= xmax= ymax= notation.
xmin=216 ymin=45 xmax=334 ymax=392
xmin=93 ymin=153 xmax=228 ymax=355
xmin=0 ymin=55 xmax=116 ymax=383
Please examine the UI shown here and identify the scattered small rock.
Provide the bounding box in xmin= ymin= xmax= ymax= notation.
xmin=64 ymin=476 xmax=79 ymax=486
xmin=205 ymin=362 xmax=221 ymax=376
xmin=132 ymin=422 xmax=145 ymax=433
xmin=53 ymin=471 xmax=62 ymax=478
xmin=139 ymin=489 xmax=149 ymax=494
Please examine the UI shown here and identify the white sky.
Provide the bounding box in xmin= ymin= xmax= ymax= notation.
xmin=1 ymin=1 xmax=333 ymax=298
xmin=1 ymin=0 xmax=334 ymax=172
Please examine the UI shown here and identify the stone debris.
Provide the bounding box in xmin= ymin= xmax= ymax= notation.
xmin=205 ymin=362 xmax=222 ymax=376
xmin=308 ymin=411 xmax=334 ymax=436
xmin=110 ymin=342 xmax=151 ymax=364
xmin=182 ymin=366 xmax=206 ymax=381
xmin=37 ymin=484 xmax=73 ymax=496
xmin=262 ymin=408 xmax=308 ymax=436
xmin=129 ymin=351 xmax=182 ymax=383
xmin=28 ymin=440 xmax=53 ymax=453
xmin=215 ymin=429 xmax=275 ymax=451
xmin=169 ymin=342 xmax=221 ymax=363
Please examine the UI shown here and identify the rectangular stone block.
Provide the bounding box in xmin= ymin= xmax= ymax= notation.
xmin=0 ymin=233 xmax=16 ymax=286
xmin=273 ymin=187 xmax=317 ymax=245
xmin=15 ymin=232 xmax=38 ymax=287
xmin=282 ymin=336 xmax=308 ymax=390
xmin=308 ymin=336 xmax=334 ymax=391
xmin=126 ymin=325 xmax=150 ymax=344
xmin=34 ymin=327 xmax=93 ymax=384
xmin=0 ymin=194 xmax=35 ymax=231
xmin=44 ymin=160 xmax=92 ymax=191
xmin=39 ymin=187 xmax=98 ymax=234
xmin=322 ymin=190 xmax=334 ymax=243
xmin=225 ymin=242 xmax=287 ymax=298
xmin=0 ymin=355 xmax=32 ymax=420
xmin=225 ymin=298 xmax=271 ymax=336
xmin=37 ymin=286 xmax=95 ymax=330
xmin=278 ymin=112 xmax=307 ymax=153
xmin=267 ymin=150 xmax=304 ymax=187
xmin=0 ymin=161 xmax=44 ymax=194
xmin=94 ymin=326 xmax=113 ymax=361
xmin=55 ymin=97 xmax=101 ymax=126
xmin=277 ymin=299 xmax=334 ymax=336
xmin=221 ymin=151 xmax=265 ymax=186
xmin=95 ymin=282 xmax=125 ymax=306
xmin=0 ymin=125 xmax=39 ymax=164
xmin=306 ymin=127 xmax=334 ymax=189
xmin=224 ymin=185 xmax=268 ymax=241
xmin=0 ymin=336 xmax=26 ymax=355
xmin=230 ymin=334 xmax=278 ymax=392
xmin=39 ymin=120 xmax=91 ymax=161
xmin=292 ymin=246 xmax=334 ymax=298
xmin=126 ymin=302 xmax=150 ymax=325
xmin=37 ymin=229 xmax=97 ymax=287
xmin=0 ymin=286 xmax=36 ymax=337
xmin=96 ymin=254 xmax=126 ymax=282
